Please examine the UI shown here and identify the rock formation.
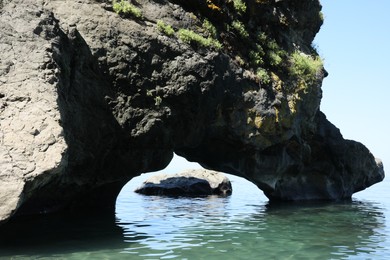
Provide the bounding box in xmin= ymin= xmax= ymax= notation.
xmin=135 ymin=169 xmax=232 ymax=196
xmin=0 ymin=0 xmax=384 ymax=224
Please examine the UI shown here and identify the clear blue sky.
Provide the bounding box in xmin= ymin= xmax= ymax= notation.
xmin=315 ymin=0 xmax=390 ymax=171
xmin=161 ymin=1 xmax=390 ymax=180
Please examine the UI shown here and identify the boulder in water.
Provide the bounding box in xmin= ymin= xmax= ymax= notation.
xmin=135 ymin=169 xmax=232 ymax=197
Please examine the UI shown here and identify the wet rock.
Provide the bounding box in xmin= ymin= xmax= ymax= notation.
xmin=135 ymin=169 xmax=232 ymax=197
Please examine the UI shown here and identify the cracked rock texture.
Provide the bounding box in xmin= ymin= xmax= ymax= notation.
xmin=0 ymin=0 xmax=67 ymax=222
xmin=0 ymin=0 xmax=384 ymax=225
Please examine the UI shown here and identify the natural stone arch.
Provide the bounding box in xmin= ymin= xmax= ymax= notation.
xmin=0 ymin=0 xmax=384 ymax=226
xmin=115 ymin=153 xmax=266 ymax=216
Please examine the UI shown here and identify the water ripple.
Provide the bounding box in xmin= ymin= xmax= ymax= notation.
xmin=115 ymin=174 xmax=389 ymax=259
xmin=0 ymin=174 xmax=389 ymax=259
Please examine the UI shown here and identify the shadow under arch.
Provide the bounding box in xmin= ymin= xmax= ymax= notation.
xmin=114 ymin=158 xmax=387 ymax=259
xmin=115 ymin=153 xmax=267 ymax=207
xmin=116 ymin=153 xmax=204 ymax=198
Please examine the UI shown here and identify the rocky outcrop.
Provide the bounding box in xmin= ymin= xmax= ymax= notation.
xmin=135 ymin=169 xmax=232 ymax=196
xmin=0 ymin=0 xmax=384 ymax=224
xmin=0 ymin=0 xmax=68 ymax=222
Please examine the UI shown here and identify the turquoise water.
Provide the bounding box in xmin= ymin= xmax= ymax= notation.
xmin=0 ymin=172 xmax=389 ymax=259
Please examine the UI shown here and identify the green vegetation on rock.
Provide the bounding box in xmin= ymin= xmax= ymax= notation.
xmin=266 ymin=41 xmax=285 ymax=67
xmin=249 ymin=47 xmax=264 ymax=66
xmin=157 ymin=20 xmax=175 ymax=36
xmin=256 ymin=68 xmax=271 ymax=84
xmin=112 ymin=0 xmax=142 ymax=19
xmin=289 ymin=52 xmax=323 ymax=85
xmin=231 ymin=20 xmax=249 ymax=38
xmin=154 ymin=96 xmax=162 ymax=106
xmin=202 ymin=19 xmax=217 ymax=38
xmin=231 ymin=0 xmax=247 ymax=14
xmin=178 ymin=29 xmax=222 ymax=49
xmin=156 ymin=18 xmax=221 ymax=50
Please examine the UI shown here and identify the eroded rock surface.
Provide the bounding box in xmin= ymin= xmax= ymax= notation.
xmin=0 ymin=0 xmax=384 ymax=225
xmin=135 ymin=169 xmax=232 ymax=196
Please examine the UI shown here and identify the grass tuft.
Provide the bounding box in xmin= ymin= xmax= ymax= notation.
xmin=112 ymin=0 xmax=142 ymax=19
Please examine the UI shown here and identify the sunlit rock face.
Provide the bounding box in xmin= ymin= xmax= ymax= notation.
xmin=0 ymin=0 xmax=384 ymax=224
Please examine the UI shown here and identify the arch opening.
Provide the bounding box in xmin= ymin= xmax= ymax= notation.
xmin=116 ymin=153 xmax=266 ymax=205
xmin=114 ymin=154 xmax=267 ymax=254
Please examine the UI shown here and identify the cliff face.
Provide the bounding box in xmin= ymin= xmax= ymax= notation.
xmin=0 ymin=0 xmax=384 ymax=224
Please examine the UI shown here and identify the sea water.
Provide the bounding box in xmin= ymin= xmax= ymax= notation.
xmin=0 ymin=172 xmax=389 ymax=259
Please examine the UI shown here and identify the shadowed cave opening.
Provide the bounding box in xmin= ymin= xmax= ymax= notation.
xmin=115 ymin=154 xmax=266 ymax=212
xmin=114 ymin=154 xmax=269 ymax=251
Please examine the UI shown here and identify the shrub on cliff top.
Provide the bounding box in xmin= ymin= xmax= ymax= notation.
xmin=289 ymin=52 xmax=323 ymax=84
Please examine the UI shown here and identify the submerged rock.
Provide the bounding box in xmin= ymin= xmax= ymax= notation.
xmin=0 ymin=0 xmax=384 ymax=225
xmin=135 ymin=169 xmax=232 ymax=197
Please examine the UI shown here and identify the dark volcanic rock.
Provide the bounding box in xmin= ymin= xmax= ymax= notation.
xmin=0 ymin=0 xmax=384 ymax=224
xmin=135 ymin=169 xmax=232 ymax=197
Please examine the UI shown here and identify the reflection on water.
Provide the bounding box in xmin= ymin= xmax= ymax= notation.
xmin=0 ymin=174 xmax=389 ymax=259
xmin=115 ymin=174 xmax=389 ymax=259
xmin=0 ymin=211 xmax=127 ymax=259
